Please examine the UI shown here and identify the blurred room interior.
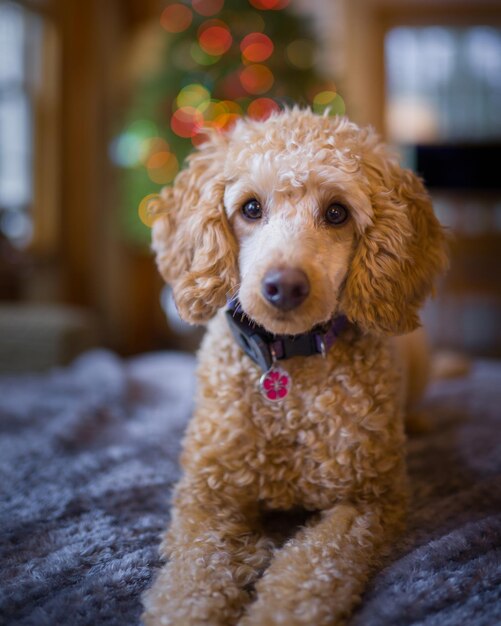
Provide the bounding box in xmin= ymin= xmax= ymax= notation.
xmin=0 ymin=0 xmax=500 ymax=372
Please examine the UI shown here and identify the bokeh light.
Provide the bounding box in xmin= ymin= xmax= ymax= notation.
xmin=146 ymin=151 xmax=179 ymax=184
xmin=110 ymin=133 xmax=143 ymax=167
xmin=144 ymin=136 xmax=169 ymax=152
xmin=110 ymin=120 xmax=158 ymax=168
xmin=190 ymin=42 xmax=221 ymax=65
xmin=241 ymin=33 xmax=274 ymax=63
xmin=240 ymin=64 xmax=274 ymax=94
xmin=160 ymin=4 xmax=193 ymax=33
xmin=221 ymin=100 xmax=243 ymax=115
xmin=138 ymin=193 xmax=162 ymax=227
xmin=213 ymin=112 xmax=240 ymax=131
xmin=197 ymin=99 xmax=226 ymax=120
xmin=198 ymin=20 xmax=233 ymax=56
xmin=192 ymin=0 xmax=224 ymax=17
xmin=191 ymin=132 xmax=211 ymax=147
xmin=142 ymin=137 xmax=170 ymax=162
xmin=176 ymin=83 xmax=211 ymax=109
xmin=286 ymin=38 xmax=315 ymax=69
xmin=171 ymin=106 xmax=204 ymax=138
xmin=191 ymin=99 xmax=245 ymax=145
xmin=249 ymin=0 xmax=289 ymax=10
xmin=248 ymin=97 xmax=280 ymax=120
xmin=312 ymin=90 xmax=346 ymax=116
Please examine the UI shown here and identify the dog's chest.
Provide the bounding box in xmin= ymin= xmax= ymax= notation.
xmin=196 ymin=317 xmax=404 ymax=511
xmin=248 ymin=387 xmax=382 ymax=509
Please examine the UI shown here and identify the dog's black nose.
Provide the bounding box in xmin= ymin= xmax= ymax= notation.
xmin=261 ymin=268 xmax=310 ymax=311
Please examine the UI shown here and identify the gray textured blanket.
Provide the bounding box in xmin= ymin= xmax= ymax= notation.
xmin=0 ymin=351 xmax=500 ymax=626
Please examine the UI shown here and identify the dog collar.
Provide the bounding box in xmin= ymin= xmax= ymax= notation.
xmin=225 ymin=298 xmax=347 ymax=402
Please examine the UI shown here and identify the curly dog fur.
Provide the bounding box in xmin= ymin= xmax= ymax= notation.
xmin=142 ymin=109 xmax=448 ymax=626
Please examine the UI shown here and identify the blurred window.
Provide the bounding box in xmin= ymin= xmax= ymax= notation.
xmin=0 ymin=1 xmax=43 ymax=247
xmin=386 ymin=26 xmax=501 ymax=143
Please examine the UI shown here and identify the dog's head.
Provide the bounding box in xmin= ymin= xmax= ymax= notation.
xmin=152 ymin=109 xmax=448 ymax=335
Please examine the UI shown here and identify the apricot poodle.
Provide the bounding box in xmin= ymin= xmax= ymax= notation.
xmin=142 ymin=109 xmax=448 ymax=626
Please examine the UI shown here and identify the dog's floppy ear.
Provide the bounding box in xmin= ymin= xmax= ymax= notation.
xmin=151 ymin=133 xmax=238 ymax=324
xmin=341 ymin=144 xmax=448 ymax=335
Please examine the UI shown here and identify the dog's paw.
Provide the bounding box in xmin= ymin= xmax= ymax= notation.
xmin=142 ymin=561 xmax=249 ymax=626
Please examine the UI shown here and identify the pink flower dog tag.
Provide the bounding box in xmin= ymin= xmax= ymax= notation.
xmin=259 ymin=366 xmax=291 ymax=402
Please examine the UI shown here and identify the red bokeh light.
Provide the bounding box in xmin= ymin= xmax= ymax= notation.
xmin=198 ymin=20 xmax=233 ymax=56
xmin=240 ymin=33 xmax=274 ymax=63
xmin=192 ymin=0 xmax=224 ymax=17
xmin=213 ymin=112 xmax=241 ymax=131
xmin=160 ymin=4 xmax=193 ymax=33
xmin=247 ymin=97 xmax=280 ymax=120
xmin=147 ymin=151 xmax=170 ymax=170
xmin=249 ymin=0 xmax=289 ymax=10
xmin=240 ymin=64 xmax=274 ymax=95
xmin=171 ymin=107 xmax=204 ymax=138
xmin=191 ymin=130 xmax=212 ymax=147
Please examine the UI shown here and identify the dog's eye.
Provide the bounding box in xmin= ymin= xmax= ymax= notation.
xmin=241 ymin=199 xmax=262 ymax=220
xmin=325 ymin=203 xmax=349 ymax=226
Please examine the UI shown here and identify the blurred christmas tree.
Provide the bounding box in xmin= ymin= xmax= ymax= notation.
xmin=112 ymin=0 xmax=344 ymax=245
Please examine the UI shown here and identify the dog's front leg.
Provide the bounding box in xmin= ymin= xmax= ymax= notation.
xmin=239 ymin=499 xmax=404 ymax=626
xmin=142 ymin=475 xmax=273 ymax=626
